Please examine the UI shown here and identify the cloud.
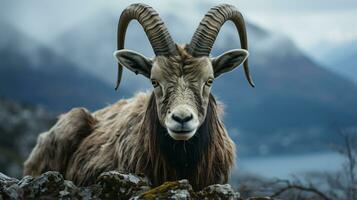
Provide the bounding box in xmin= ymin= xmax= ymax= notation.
xmin=1 ymin=0 xmax=356 ymax=56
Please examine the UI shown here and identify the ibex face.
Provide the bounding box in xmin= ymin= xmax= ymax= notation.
xmin=114 ymin=4 xmax=254 ymax=140
xmin=150 ymin=54 xmax=212 ymax=140
xmin=115 ymin=48 xmax=248 ymax=140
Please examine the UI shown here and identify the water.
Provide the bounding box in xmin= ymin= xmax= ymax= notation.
xmin=238 ymin=151 xmax=345 ymax=179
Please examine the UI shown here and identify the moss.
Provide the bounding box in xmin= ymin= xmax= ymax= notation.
xmin=138 ymin=181 xmax=183 ymax=200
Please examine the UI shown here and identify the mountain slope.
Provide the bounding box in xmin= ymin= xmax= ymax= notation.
xmin=53 ymin=13 xmax=153 ymax=92
xmin=213 ymin=25 xmax=357 ymax=156
xmin=0 ymin=22 xmax=127 ymax=111
xmin=313 ymin=40 xmax=357 ymax=84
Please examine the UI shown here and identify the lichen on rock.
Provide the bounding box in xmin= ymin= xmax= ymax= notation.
xmin=97 ymin=171 xmax=150 ymax=199
xmin=196 ymin=184 xmax=240 ymax=200
xmin=0 ymin=171 xmax=269 ymax=200
xmin=135 ymin=180 xmax=194 ymax=200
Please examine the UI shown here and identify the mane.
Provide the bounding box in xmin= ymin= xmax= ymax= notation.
xmin=139 ymin=92 xmax=235 ymax=190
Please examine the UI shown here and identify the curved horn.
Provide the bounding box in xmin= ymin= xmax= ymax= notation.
xmin=187 ymin=4 xmax=255 ymax=87
xmin=115 ymin=3 xmax=177 ymax=90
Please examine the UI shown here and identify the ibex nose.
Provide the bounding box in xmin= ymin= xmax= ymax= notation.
xmin=172 ymin=113 xmax=193 ymax=124
xmin=166 ymin=105 xmax=199 ymax=140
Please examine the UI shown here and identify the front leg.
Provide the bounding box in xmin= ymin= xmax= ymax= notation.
xmin=23 ymin=108 xmax=97 ymax=177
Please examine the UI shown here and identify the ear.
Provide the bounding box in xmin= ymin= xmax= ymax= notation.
xmin=114 ymin=49 xmax=153 ymax=78
xmin=211 ymin=49 xmax=249 ymax=78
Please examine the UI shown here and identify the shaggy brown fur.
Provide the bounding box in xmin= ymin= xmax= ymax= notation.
xmin=24 ymin=91 xmax=235 ymax=190
xmin=24 ymin=45 xmax=239 ymax=190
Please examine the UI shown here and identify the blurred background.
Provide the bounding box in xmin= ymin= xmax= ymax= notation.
xmin=0 ymin=0 xmax=356 ymax=198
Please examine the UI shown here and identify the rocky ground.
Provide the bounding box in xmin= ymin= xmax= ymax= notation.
xmin=0 ymin=171 xmax=271 ymax=200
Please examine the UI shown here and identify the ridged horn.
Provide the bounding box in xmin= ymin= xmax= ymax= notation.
xmin=115 ymin=3 xmax=178 ymax=90
xmin=187 ymin=4 xmax=255 ymax=87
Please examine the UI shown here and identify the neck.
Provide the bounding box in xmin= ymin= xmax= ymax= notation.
xmin=156 ymin=111 xmax=211 ymax=179
xmin=141 ymin=93 xmax=222 ymax=189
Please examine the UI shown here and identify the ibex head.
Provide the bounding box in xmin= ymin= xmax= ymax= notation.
xmin=114 ymin=4 xmax=254 ymax=140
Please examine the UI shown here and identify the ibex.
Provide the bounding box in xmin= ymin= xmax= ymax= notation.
xmin=24 ymin=3 xmax=254 ymax=190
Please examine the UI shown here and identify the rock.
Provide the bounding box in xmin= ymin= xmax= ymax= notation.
xmin=19 ymin=171 xmax=65 ymax=199
xmin=2 ymin=171 xmax=91 ymax=200
xmin=96 ymin=171 xmax=150 ymax=199
xmin=197 ymin=184 xmax=240 ymax=200
xmin=133 ymin=179 xmax=193 ymax=200
xmin=0 ymin=172 xmax=19 ymax=200
xmin=0 ymin=171 xmax=267 ymax=200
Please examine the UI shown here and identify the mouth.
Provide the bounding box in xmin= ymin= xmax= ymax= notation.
xmin=167 ymin=128 xmax=196 ymax=140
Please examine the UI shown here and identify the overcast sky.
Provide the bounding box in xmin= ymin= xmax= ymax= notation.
xmin=1 ymin=0 xmax=356 ymax=57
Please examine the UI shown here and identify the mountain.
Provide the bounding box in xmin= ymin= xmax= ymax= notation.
xmin=52 ymin=12 xmax=154 ymax=92
xmin=0 ymin=98 xmax=55 ymax=177
xmin=49 ymin=13 xmax=357 ymax=156
xmin=0 ymin=22 xmax=128 ymax=112
xmin=206 ymin=22 xmax=357 ymax=156
xmin=312 ymin=40 xmax=357 ymax=84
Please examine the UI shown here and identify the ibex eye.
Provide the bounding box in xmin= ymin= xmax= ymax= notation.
xmin=205 ymin=78 xmax=214 ymax=86
xmin=151 ymin=79 xmax=159 ymax=88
